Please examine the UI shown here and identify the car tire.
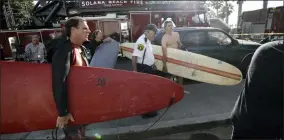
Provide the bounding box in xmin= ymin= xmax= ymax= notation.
xmin=240 ymin=54 xmax=253 ymax=78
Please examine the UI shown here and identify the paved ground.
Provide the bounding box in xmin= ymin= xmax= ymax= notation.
xmin=1 ymin=58 xmax=244 ymax=139
xmin=147 ymin=125 xmax=233 ymax=139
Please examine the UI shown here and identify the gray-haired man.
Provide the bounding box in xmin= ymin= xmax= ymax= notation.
xmin=25 ymin=35 xmax=46 ymax=63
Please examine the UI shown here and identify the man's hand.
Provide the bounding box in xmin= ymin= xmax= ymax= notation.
xmin=56 ymin=113 xmax=75 ymax=128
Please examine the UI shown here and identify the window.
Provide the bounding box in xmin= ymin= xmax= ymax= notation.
xmin=182 ymin=31 xmax=206 ymax=46
xmin=208 ymin=31 xmax=232 ymax=46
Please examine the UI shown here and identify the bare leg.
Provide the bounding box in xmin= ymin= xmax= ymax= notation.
xmin=178 ymin=76 xmax=183 ymax=85
xmin=178 ymin=76 xmax=190 ymax=94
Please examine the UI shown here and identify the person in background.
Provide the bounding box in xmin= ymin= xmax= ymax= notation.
xmin=52 ymin=16 xmax=91 ymax=140
xmin=231 ymin=40 xmax=283 ymax=139
xmin=161 ymin=21 xmax=190 ymax=94
xmin=86 ymin=30 xmax=104 ymax=59
xmin=132 ymin=24 xmax=159 ymax=119
xmin=0 ymin=44 xmax=4 ymax=60
xmin=25 ymin=35 xmax=46 ymax=63
xmin=108 ymin=32 xmax=120 ymax=42
xmin=85 ymin=30 xmax=113 ymax=62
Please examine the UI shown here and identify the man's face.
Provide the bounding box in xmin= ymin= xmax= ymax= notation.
xmin=32 ymin=37 xmax=39 ymax=45
xmin=72 ymin=21 xmax=91 ymax=42
xmin=146 ymin=30 xmax=155 ymax=41
xmin=165 ymin=22 xmax=173 ymax=32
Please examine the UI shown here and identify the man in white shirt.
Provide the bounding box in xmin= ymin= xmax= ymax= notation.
xmin=25 ymin=35 xmax=46 ymax=63
xmin=132 ymin=24 xmax=158 ymax=119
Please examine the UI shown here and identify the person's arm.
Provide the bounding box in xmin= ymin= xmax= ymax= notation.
xmin=41 ymin=43 xmax=47 ymax=62
xmin=161 ymin=35 xmax=167 ymax=69
xmin=176 ymin=33 xmax=183 ymax=49
xmin=51 ymin=44 xmax=71 ymax=117
xmin=24 ymin=44 xmax=31 ymax=60
xmin=132 ymin=42 xmax=145 ymax=71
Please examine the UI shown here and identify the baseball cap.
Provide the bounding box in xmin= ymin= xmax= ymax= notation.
xmin=145 ymin=24 xmax=157 ymax=33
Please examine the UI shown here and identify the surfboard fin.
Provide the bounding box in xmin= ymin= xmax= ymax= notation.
xmin=169 ymin=95 xmax=175 ymax=106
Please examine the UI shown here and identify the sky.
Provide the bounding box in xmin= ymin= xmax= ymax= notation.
xmin=228 ymin=1 xmax=284 ymax=27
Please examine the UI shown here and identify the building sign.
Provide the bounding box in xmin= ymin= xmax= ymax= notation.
xmin=80 ymin=0 xmax=203 ymax=8
xmin=80 ymin=0 xmax=144 ymax=8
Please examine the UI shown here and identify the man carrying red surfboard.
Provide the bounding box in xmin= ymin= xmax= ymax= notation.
xmin=161 ymin=21 xmax=190 ymax=94
xmin=51 ymin=16 xmax=91 ymax=139
xmin=132 ymin=24 xmax=159 ymax=118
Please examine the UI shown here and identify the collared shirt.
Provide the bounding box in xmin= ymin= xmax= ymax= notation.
xmin=132 ymin=34 xmax=155 ymax=66
xmin=25 ymin=42 xmax=46 ymax=62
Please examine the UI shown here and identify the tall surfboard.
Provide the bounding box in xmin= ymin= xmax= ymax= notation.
xmin=120 ymin=42 xmax=242 ymax=86
xmin=0 ymin=61 xmax=184 ymax=134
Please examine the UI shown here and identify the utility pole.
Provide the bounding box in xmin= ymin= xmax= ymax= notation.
xmin=225 ymin=1 xmax=229 ymax=24
xmin=263 ymin=0 xmax=268 ymax=9
xmin=237 ymin=0 xmax=243 ymax=30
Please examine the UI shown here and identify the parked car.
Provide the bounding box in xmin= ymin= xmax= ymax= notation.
xmin=153 ymin=27 xmax=261 ymax=76
xmin=259 ymin=35 xmax=284 ymax=44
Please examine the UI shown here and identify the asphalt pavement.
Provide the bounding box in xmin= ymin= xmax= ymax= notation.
xmin=147 ymin=125 xmax=233 ymax=139
xmin=1 ymin=57 xmax=244 ymax=139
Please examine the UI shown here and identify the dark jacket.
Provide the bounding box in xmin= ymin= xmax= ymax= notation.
xmin=231 ymin=41 xmax=284 ymax=139
xmin=46 ymin=35 xmax=67 ymax=63
xmin=51 ymin=39 xmax=89 ymax=117
xmin=85 ymin=40 xmax=103 ymax=61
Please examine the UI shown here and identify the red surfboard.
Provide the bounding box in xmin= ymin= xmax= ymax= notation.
xmin=0 ymin=61 xmax=184 ymax=134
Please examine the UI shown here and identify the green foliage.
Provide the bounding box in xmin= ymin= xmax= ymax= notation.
xmin=218 ymin=2 xmax=234 ymax=20
xmin=206 ymin=1 xmax=234 ymax=19
xmin=2 ymin=0 xmax=34 ymax=27
xmin=210 ymin=1 xmax=225 ymax=10
xmin=12 ymin=0 xmax=34 ymax=27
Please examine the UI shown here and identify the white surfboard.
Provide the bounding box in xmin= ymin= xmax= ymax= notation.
xmin=120 ymin=42 xmax=242 ymax=86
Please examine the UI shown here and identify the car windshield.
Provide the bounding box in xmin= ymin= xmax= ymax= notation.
xmin=208 ymin=31 xmax=232 ymax=45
